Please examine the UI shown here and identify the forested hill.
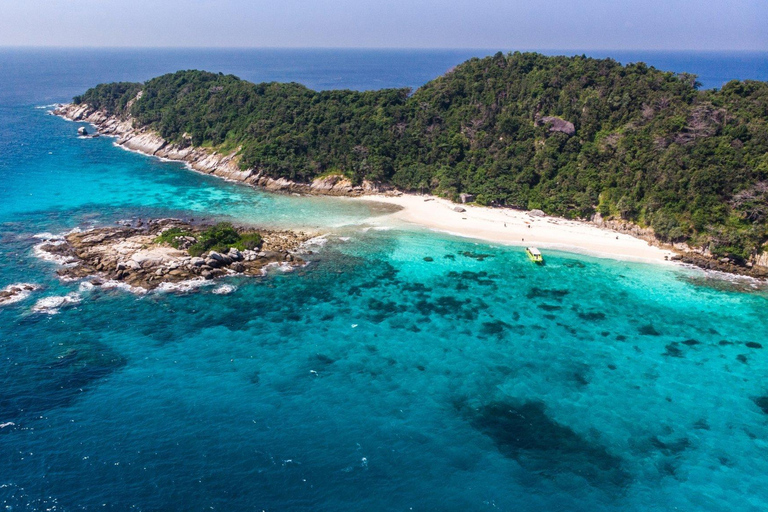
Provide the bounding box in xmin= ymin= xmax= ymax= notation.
xmin=73 ymin=52 xmax=768 ymax=261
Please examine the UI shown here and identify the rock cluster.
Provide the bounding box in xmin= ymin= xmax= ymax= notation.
xmin=591 ymin=213 xmax=768 ymax=278
xmin=38 ymin=219 xmax=314 ymax=291
xmin=679 ymin=252 xmax=768 ymax=279
xmin=0 ymin=283 xmax=41 ymax=306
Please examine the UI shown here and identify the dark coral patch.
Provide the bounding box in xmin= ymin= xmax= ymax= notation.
xmin=460 ymin=251 xmax=494 ymax=261
xmin=366 ymin=298 xmax=408 ymax=322
xmin=526 ymin=287 xmax=569 ymax=301
xmin=746 ymin=342 xmax=763 ymax=349
xmin=0 ymin=342 xmax=126 ymax=421
xmin=573 ymin=306 xmax=606 ymax=322
xmin=753 ymin=396 xmax=768 ymax=414
xmin=663 ymin=343 xmax=684 ymax=358
xmin=310 ymin=353 xmax=336 ymax=367
xmin=464 ymin=401 xmax=628 ymax=487
xmin=480 ymin=320 xmax=512 ymax=339
xmin=415 ymin=296 xmax=480 ymax=321
xmin=401 ymin=282 xmax=432 ymax=294
xmin=447 ymin=270 xmax=497 ymax=286
xmin=651 ymin=436 xmax=690 ymax=456
xmin=639 ymin=324 xmax=661 ymax=336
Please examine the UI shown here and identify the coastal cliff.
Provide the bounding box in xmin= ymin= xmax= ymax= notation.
xmin=55 ymin=103 xmax=391 ymax=197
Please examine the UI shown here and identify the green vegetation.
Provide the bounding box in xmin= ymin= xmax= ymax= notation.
xmin=155 ymin=223 xmax=262 ymax=256
xmin=75 ymin=52 xmax=768 ymax=261
xmin=154 ymin=227 xmax=193 ymax=249
xmin=186 ymin=223 xmax=262 ymax=257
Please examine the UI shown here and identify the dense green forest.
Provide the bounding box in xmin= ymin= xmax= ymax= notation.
xmin=73 ymin=52 xmax=768 ymax=261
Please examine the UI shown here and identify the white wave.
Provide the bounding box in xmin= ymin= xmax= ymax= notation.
xmin=33 ymin=232 xmax=64 ymax=241
xmin=263 ymin=262 xmax=296 ymax=273
xmin=31 ymin=292 xmax=81 ymax=315
xmin=0 ymin=422 xmax=15 ymax=429
xmin=32 ymin=229 xmax=83 ymax=265
xmin=33 ymin=241 xmax=75 ymax=265
xmin=302 ymin=235 xmax=329 ymax=247
xmin=154 ymin=278 xmax=211 ymax=294
xmin=99 ymin=280 xmax=148 ymax=295
xmin=212 ymin=284 xmax=237 ymax=295
xmin=0 ymin=283 xmax=41 ymax=307
xmin=338 ymin=236 xmax=351 ymax=242
xmin=78 ymin=281 xmax=95 ymax=292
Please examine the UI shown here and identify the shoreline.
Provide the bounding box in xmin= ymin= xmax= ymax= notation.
xmin=350 ymin=194 xmax=676 ymax=265
xmin=51 ymin=103 xmax=765 ymax=277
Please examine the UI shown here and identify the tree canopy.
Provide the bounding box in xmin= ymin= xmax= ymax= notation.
xmin=74 ymin=52 xmax=768 ymax=261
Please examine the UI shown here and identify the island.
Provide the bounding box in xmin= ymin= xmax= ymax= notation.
xmin=36 ymin=219 xmax=313 ymax=291
xmin=54 ymin=52 xmax=768 ymax=277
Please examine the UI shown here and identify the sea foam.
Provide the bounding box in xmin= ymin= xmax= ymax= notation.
xmin=31 ymin=292 xmax=81 ymax=315
xmin=0 ymin=283 xmax=42 ymax=306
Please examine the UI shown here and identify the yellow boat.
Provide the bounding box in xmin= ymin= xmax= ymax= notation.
xmin=526 ymin=247 xmax=544 ymax=264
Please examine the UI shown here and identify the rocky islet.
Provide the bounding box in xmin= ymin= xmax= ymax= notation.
xmin=37 ymin=219 xmax=315 ymax=291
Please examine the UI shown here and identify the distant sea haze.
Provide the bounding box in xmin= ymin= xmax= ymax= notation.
xmin=0 ymin=48 xmax=767 ymax=106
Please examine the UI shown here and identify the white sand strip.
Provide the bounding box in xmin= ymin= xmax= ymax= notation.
xmin=353 ymin=194 xmax=675 ymax=264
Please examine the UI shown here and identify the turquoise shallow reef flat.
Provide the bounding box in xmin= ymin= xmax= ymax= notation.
xmin=2 ymin=49 xmax=768 ymax=511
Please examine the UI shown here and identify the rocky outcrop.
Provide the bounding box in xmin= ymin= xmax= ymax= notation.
xmin=37 ymin=219 xmax=314 ymax=291
xmin=0 ymin=283 xmax=41 ymax=307
xmin=753 ymin=249 xmax=768 ymax=269
xmin=53 ymin=103 xmax=396 ymax=197
xmin=535 ymin=115 xmax=576 ymax=136
xmin=591 ymin=213 xmax=658 ymax=245
xmin=591 ymin=212 xmax=768 ymax=278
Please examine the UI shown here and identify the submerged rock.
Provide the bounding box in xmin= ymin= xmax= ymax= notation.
xmin=462 ymin=400 xmax=628 ymax=487
xmin=753 ymin=396 xmax=768 ymax=414
xmin=639 ymin=324 xmax=661 ymax=336
xmin=0 ymin=283 xmax=41 ymax=307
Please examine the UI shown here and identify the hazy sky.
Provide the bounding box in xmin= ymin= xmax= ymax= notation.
xmin=1 ymin=0 xmax=766 ymax=50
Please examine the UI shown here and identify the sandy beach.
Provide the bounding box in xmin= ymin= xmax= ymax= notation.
xmin=355 ymin=194 xmax=675 ymax=264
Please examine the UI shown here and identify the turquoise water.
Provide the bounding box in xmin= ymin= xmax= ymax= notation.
xmin=2 ymin=49 xmax=768 ymax=511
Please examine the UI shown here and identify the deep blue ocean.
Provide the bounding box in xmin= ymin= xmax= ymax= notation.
xmin=1 ymin=48 xmax=768 ymax=511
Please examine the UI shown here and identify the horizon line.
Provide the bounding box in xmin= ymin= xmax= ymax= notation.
xmin=0 ymin=45 xmax=766 ymax=53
